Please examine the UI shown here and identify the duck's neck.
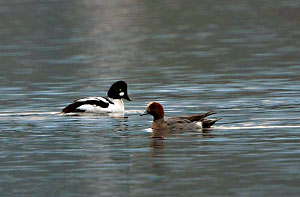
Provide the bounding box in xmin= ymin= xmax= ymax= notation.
xmin=152 ymin=118 xmax=167 ymax=130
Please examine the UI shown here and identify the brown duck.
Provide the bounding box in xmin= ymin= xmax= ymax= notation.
xmin=141 ymin=102 xmax=221 ymax=132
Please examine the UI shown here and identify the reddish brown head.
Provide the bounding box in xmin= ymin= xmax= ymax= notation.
xmin=142 ymin=102 xmax=164 ymax=121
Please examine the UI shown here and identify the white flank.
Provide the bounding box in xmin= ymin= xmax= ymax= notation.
xmin=77 ymin=104 xmax=103 ymax=112
xmin=195 ymin=121 xmax=203 ymax=129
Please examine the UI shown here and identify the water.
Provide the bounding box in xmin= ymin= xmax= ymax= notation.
xmin=1 ymin=0 xmax=300 ymax=196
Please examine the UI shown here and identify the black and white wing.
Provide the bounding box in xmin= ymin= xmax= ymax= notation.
xmin=62 ymin=97 xmax=113 ymax=113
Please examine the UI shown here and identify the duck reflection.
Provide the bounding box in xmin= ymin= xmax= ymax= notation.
xmin=149 ymin=128 xmax=215 ymax=150
xmin=149 ymin=136 xmax=165 ymax=149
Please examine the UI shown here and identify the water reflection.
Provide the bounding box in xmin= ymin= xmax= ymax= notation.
xmin=149 ymin=138 xmax=165 ymax=149
xmin=149 ymin=129 xmax=215 ymax=150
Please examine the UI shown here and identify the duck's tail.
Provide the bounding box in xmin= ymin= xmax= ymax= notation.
xmin=186 ymin=111 xmax=216 ymax=122
xmin=202 ymin=118 xmax=222 ymax=128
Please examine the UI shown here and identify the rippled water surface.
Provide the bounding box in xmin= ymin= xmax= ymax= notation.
xmin=1 ymin=0 xmax=300 ymax=196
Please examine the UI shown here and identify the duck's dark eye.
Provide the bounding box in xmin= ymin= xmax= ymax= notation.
xmin=149 ymin=105 xmax=154 ymax=109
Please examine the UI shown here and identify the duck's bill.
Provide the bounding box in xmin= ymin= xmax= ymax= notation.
xmin=123 ymin=94 xmax=131 ymax=101
xmin=140 ymin=110 xmax=149 ymax=116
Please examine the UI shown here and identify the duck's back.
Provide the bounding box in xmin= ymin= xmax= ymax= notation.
xmin=166 ymin=117 xmax=202 ymax=131
xmin=165 ymin=111 xmax=220 ymax=131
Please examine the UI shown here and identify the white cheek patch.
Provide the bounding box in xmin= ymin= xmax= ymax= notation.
xmin=119 ymin=92 xmax=124 ymax=96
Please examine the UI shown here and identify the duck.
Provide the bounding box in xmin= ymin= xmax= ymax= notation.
xmin=62 ymin=81 xmax=131 ymax=113
xmin=141 ymin=102 xmax=221 ymax=132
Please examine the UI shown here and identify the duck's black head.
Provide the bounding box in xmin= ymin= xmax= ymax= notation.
xmin=107 ymin=81 xmax=131 ymax=101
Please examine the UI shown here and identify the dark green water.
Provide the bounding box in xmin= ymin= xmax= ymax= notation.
xmin=1 ymin=0 xmax=300 ymax=196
